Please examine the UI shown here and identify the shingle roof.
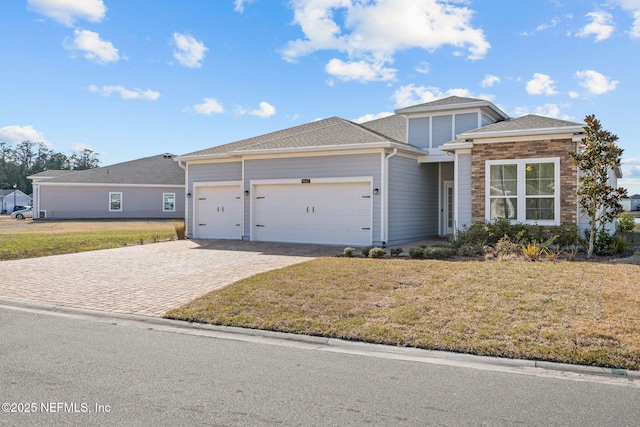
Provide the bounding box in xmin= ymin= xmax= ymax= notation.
xmin=181 ymin=116 xmax=407 ymax=157
xmin=40 ymin=154 xmax=185 ymax=185
xmin=29 ymin=170 xmax=79 ymax=179
xmin=462 ymin=115 xmax=582 ymax=135
xmin=359 ymin=114 xmax=406 ymax=143
xmin=396 ymin=96 xmax=486 ymax=112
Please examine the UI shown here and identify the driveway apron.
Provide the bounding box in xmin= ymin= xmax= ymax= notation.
xmin=0 ymin=240 xmax=339 ymax=317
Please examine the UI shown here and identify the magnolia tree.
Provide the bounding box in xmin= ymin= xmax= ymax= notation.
xmin=569 ymin=115 xmax=627 ymax=258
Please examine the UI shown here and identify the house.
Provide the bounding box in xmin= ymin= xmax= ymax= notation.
xmin=621 ymin=194 xmax=640 ymax=212
xmin=29 ymin=154 xmax=185 ymax=220
xmin=175 ymin=96 xmax=613 ymax=246
xmin=0 ymin=189 xmax=32 ymax=214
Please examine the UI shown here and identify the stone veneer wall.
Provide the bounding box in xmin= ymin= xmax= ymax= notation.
xmin=470 ymin=139 xmax=578 ymax=224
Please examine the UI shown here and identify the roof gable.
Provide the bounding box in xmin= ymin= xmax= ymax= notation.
xmin=40 ymin=154 xmax=185 ymax=185
xmin=461 ymin=115 xmax=582 ymax=137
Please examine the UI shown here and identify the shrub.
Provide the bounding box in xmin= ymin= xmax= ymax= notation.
xmin=618 ymin=212 xmax=636 ymax=232
xmin=361 ymin=246 xmax=373 ymax=257
xmin=493 ymin=236 xmax=520 ymax=259
xmin=368 ymin=247 xmax=386 ymax=259
xmin=408 ymin=246 xmax=425 ymax=259
xmin=423 ymin=247 xmax=456 ymax=260
xmin=521 ymin=241 xmax=547 ymax=261
xmin=390 ymin=248 xmax=403 ymax=257
xmin=457 ymin=244 xmax=485 ymax=257
xmin=608 ymin=235 xmax=631 ymax=255
xmin=343 ymin=247 xmax=355 ymax=257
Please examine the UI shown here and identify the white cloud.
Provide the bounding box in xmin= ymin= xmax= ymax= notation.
xmin=189 ymin=98 xmax=225 ymax=115
xmin=392 ymin=85 xmax=472 ymax=108
xmin=281 ymin=0 xmax=489 ymax=83
xmin=88 ymin=85 xmax=160 ymax=100
xmin=525 ymin=73 xmax=558 ymax=96
xmin=27 ymin=0 xmax=106 ymax=27
xmin=577 ymin=11 xmax=615 ymax=42
xmin=352 ymin=112 xmax=394 ymax=123
xmin=325 ymin=58 xmax=396 ymax=82
xmin=568 ymin=90 xmax=580 ymax=99
xmin=65 ymin=29 xmax=119 ymax=64
xmin=172 ymin=33 xmax=208 ymax=68
xmin=234 ymin=0 xmax=254 ymax=13
xmin=249 ymin=102 xmax=276 ymax=118
xmin=0 ymin=125 xmax=49 ymax=145
xmin=415 ymin=61 xmax=430 ymax=74
xmin=575 ymin=69 xmax=619 ymax=95
xmin=608 ymin=1 xmax=640 ymax=38
xmin=520 ymin=17 xmax=561 ymax=36
xmin=481 ymin=74 xmax=500 ymax=88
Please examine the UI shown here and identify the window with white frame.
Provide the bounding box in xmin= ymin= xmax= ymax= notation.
xmin=163 ymin=193 xmax=175 ymax=212
xmin=486 ymin=158 xmax=560 ymax=225
xmin=109 ymin=192 xmax=122 ymax=212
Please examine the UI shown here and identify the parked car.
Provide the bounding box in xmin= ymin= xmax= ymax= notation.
xmin=11 ymin=207 xmax=33 ymax=220
xmin=12 ymin=205 xmax=29 ymax=213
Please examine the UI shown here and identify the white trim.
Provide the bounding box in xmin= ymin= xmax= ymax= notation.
xmin=460 ymin=128 xmax=582 ymax=140
xmin=485 ymin=157 xmax=561 ymax=226
xmin=453 ymin=152 xmax=460 ymax=235
xmin=193 ymin=180 xmax=242 ymax=188
xmin=109 ymin=192 xmax=122 ymax=212
xmin=443 ymin=181 xmax=454 ymax=235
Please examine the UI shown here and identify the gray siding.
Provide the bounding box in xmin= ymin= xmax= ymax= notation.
xmin=456 ymin=152 xmax=472 ymax=229
xmin=408 ymin=117 xmax=430 ymax=150
xmin=38 ymin=185 xmax=185 ymax=219
xmin=481 ymin=113 xmax=494 ymax=127
xmin=432 ymin=115 xmax=453 ymax=146
xmin=388 ymin=156 xmax=439 ymax=244
xmin=455 ymin=113 xmax=478 ymax=136
xmin=244 ymin=153 xmax=382 ymax=242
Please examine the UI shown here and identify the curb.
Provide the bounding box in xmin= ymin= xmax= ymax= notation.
xmin=1 ymin=297 xmax=639 ymax=381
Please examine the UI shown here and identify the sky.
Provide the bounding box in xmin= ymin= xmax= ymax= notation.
xmin=1 ymin=0 xmax=639 ymax=193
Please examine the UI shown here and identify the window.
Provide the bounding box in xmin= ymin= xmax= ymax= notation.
xmin=109 ymin=192 xmax=122 ymax=212
xmin=163 ymin=193 xmax=175 ymax=212
xmin=486 ymin=158 xmax=560 ymax=225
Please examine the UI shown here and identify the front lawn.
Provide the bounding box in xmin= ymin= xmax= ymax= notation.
xmin=166 ymin=256 xmax=640 ymax=370
xmin=0 ymin=218 xmax=179 ymax=260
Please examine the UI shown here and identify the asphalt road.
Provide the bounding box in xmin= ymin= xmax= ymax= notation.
xmin=1 ymin=305 xmax=639 ymax=426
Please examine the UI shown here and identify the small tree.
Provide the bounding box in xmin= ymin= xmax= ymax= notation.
xmin=569 ymin=115 xmax=627 ymax=258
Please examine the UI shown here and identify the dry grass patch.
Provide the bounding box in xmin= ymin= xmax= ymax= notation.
xmin=166 ymin=257 xmax=640 ymax=370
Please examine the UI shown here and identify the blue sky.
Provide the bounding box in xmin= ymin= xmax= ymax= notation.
xmin=1 ymin=0 xmax=639 ymax=193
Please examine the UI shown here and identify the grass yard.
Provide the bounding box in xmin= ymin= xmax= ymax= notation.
xmin=166 ymin=256 xmax=640 ymax=370
xmin=0 ymin=217 xmax=179 ymax=260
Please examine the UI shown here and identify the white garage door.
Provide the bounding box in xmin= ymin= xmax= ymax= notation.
xmin=253 ymin=181 xmax=372 ymax=245
xmin=196 ymin=186 xmax=242 ymax=239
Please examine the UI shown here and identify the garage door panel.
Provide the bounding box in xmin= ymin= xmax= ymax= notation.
xmin=197 ymin=186 xmax=242 ymax=239
xmin=253 ymin=181 xmax=372 ymax=246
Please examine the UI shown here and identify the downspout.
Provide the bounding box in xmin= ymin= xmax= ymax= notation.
xmin=177 ymin=160 xmax=189 ymax=238
xmin=382 ymin=148 xmax=398 ymax=246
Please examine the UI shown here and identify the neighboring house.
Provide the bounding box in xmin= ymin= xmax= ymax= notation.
xmin=0 ymin=189 xmax=32 ymax=214
xmin=175 ymin=96 xmax=618 ymax=246
xmin=29 ymin=154 xmax=185 ymax=220
xmin=621 ymin=194 xmax=640 ymax=212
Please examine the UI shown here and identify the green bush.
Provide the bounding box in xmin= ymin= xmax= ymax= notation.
xmin=343 ymin=247 xmax=355 ymax=257
xmin=608 ymin=235 xmax=631 ymax=255
xmin=457 ymin=244 xmax=485 ymax=257
xmin=618 ymin=212 xmax=636 ymax=232
xmin=390 ymin=248 xmax=403 ymax=257
xmin=368 ymin=247 xmax=387 ymax=259
xmin=361 ymin=246 xmax=373 ymax=257
xmin=408 ymin=246 xmax=425 ymax=259
xmin=455 ymin=221 xmax=580 ymax=248
xmin=423 ymin=247 xmax=456 ymax=260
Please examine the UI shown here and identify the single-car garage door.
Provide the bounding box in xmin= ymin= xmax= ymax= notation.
xmin=253 ymin=181 xmax=372 ymax=246
xmin=195 ymin=185 xmax=242 ymax=239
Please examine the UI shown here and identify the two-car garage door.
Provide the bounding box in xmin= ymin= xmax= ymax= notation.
xmin=252 ymin=181 xmax=372 ymax=246
xmin=194 ymin=180 xmax=373 ymax=245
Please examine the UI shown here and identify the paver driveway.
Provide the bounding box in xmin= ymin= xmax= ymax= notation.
xmin=0 ymin=240 xmax=340 ymax=317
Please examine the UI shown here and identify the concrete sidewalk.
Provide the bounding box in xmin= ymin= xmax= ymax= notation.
xmin=0 ymin=240 xmax=340 ymax=316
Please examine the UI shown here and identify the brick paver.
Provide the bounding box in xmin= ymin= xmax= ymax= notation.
xmin=0 ymin=240 xmax=342 ymax=317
